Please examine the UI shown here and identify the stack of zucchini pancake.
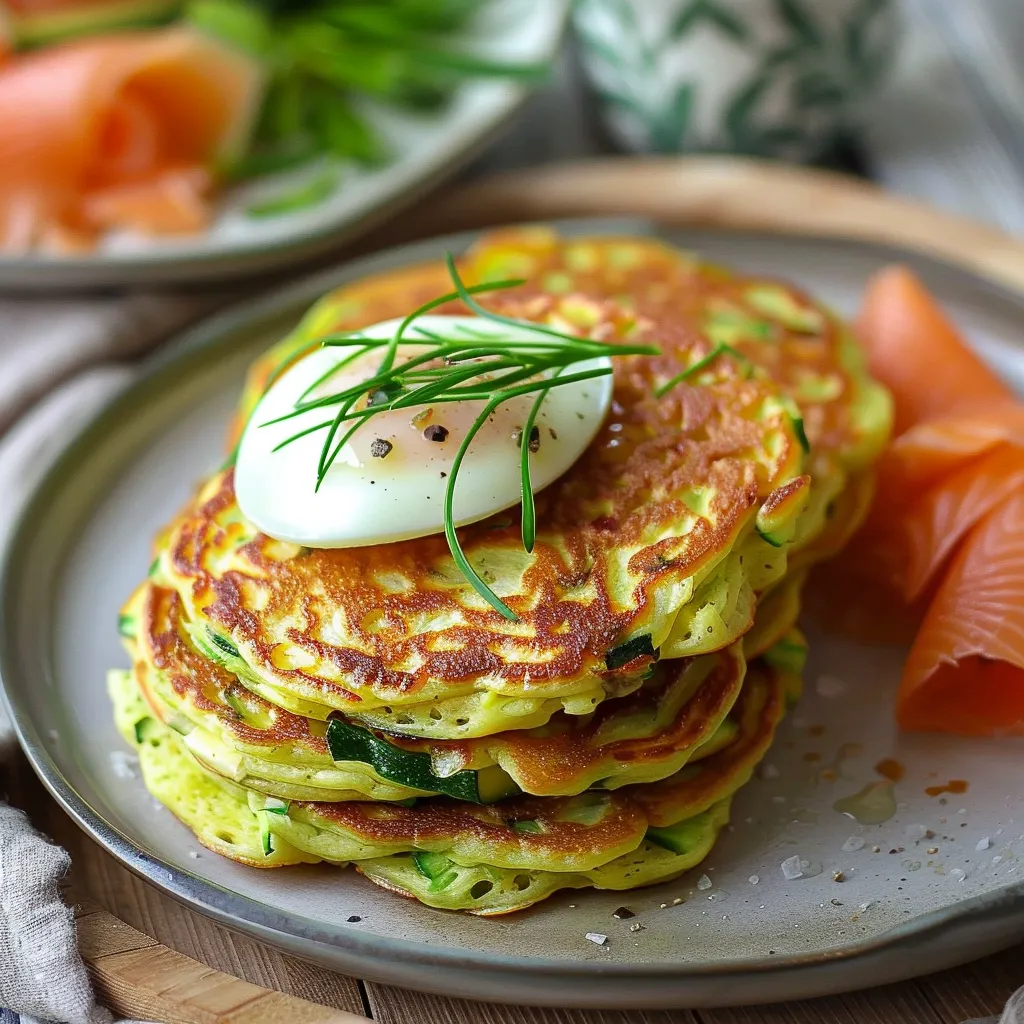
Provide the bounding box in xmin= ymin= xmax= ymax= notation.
xmin=110 ymin=229 xmax=891 ymax=914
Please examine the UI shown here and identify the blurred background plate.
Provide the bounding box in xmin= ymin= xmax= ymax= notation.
xmin=0 ymin=0 xmax=567 ymax=292
xmin=4 ymin=219 xmax=1024 ymax=1009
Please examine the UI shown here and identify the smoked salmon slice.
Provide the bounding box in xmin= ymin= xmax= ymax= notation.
xmin=898 ymin=491 xmax=1024 ymax=736
xmin=901 ymin=444 xmax=1024 ymax=600
xmin=821 ymin=265 xmax=1024 ymax=735
xmin=0 ymin=25 xmax=262 ymax=251
xmin=856 ymin=265 xmax=1013 ymax=432
xmin=82 ymin=164 xmax=212 ymax=235
xmin=881 ymin=404 xmax=1024 ymax=497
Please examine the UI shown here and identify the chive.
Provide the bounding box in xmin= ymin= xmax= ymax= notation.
xmin=222 ymin=145 xmax=321 ymax=183
xmin=246 ymin=167 xmax=341 ymax=219
xmin=411 ymin=50 xmax=549 ymax=82
xmin=654 ymin=341 xmax=751 ymax=398
xmin=377 ymin=274 xmax=527 ymax=376
xmin=268 ymin=256 xmax=658 ymax=618
xmin=188 ymin=0 xmax=554 ymax=198
xmin=188 ymin=0 xmax=272 ymax=55
xmin=220 ymin=441 xmax=241 ymax=472
xmin=444 ymin=368 xmax=613 ymax=620
xmin=520 ymin=367 xmax=564 ymax=554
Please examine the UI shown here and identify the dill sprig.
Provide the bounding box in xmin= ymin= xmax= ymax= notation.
xmin=266 ymin=253 xmax=659 ymax=619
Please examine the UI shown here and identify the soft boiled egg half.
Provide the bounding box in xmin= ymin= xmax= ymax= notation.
xmin=235 ymin=315 xmax=614 ymax=548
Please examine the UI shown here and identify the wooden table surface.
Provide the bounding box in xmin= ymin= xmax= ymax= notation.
xmin=4 ymin=751 xmax=1020 ymax=1024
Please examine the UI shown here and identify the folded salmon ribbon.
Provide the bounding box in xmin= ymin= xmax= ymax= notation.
xmin=820 ymin=265 xmax=1024 ymax=736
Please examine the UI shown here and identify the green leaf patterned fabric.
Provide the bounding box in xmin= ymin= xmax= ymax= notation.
xmin=771 ymin=0 xmax=823 ymax=46
xmin=573 ymin=0 xmax=898 ymax=161
xmin=670 ymin=0 xmax=749 ymax=42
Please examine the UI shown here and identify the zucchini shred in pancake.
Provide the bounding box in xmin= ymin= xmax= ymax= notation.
xmin=111 ymin=228 xmax=891 ymax=914
xmin=109 ymin=649 xmax=799 ymax=914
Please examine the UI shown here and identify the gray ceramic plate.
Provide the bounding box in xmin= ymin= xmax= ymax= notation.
xmin=0 ymin=0 xmax=567 ymax=291
xmin=3 ymin=220 xmax=1024 ymax=1010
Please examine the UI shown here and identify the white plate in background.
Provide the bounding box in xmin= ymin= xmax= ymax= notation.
xmin=0 ymin=0 xmax=568 ymax=290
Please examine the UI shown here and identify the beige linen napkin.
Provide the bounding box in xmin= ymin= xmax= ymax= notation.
xmin=0 ymin=293 xmax=214 ymax=1024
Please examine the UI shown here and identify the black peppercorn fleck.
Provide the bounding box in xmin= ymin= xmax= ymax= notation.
xmin=369 ymin=438 xmax=393 ymax=459
xmin=423 ymin=424 xmax=449 ymax=442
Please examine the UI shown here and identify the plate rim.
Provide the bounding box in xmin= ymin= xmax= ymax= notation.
xmin=4 ymin=218 xmax=1024 ymax=1006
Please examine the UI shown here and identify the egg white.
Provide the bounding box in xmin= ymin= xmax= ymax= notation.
xmin=235 ymin=315 xmax=613 ymax=548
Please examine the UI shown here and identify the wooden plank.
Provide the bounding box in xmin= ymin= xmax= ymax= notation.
xmin=75 ymin=903 xmax=369 ymax=1024
xmin=364 ymin=984 xmax=699 ymax=1023
xmin=698 ymin=981 xmax=942 ymax=1024
xmin=913 ymin=944 xmax=1024 ymax=1022
xmin=381 ymin=157 xmax=1024 ymax=296
xmin=9 ymin=752 xmax=369 ymax=1018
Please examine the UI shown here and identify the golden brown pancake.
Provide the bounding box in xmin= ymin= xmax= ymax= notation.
xmin=157 ymin=261 xmax=808 ymax=736
xmin=109 ymin=655 xmax=796 ymax=912
xmin=128 ymin=581 xmax=756 ymax=799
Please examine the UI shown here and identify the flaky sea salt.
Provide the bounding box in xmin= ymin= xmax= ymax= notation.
xmin=109 ymin=751 xmax=138 ymax=780
xmin=842 ymin=836 xmax=865 ymax=852
xmin=949 ymin=867 xmax=967 ymax=882
xmin=761 ymin=763 xmax=780 ymax=779
xmin=696 ymin=874 xmax=712 ymax=891
xmin=585 ymin=932 xmax=608 ymax=945
xmin=748 ymin=875 xmax=759 ymax=885
xmin=815 ymin=674 xmax=846 ymax=698
xmin=781 ymin=855 xmax=804 ymax=880
xmin=905 ymin=823 xmax=928 ymax=841
xmin=976 ymin=836 xmax=991 ymax=851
